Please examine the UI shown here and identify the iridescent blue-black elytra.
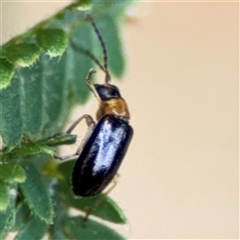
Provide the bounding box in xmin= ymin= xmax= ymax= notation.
xmin=72 ymin=114 xmax=133 ymax=197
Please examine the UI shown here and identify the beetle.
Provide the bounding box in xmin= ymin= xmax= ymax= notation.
xmin=55 ymin=14 xmax=133 ymax=198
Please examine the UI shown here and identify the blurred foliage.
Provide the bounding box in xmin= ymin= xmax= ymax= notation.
xmin=0 ymin=0 xmax=133 ymax=239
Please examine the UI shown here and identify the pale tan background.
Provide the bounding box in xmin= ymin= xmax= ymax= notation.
xmin=1 ymin=1 xmax=239 ymax=239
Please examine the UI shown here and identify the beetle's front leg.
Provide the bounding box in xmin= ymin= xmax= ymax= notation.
xmin=54 ymin=114 xmax=95 ymax=161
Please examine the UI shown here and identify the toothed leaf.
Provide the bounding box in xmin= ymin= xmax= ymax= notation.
xmin=19 ymin=161 xmax=53 ymax=223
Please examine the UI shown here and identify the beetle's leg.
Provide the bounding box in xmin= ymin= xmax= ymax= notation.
xmin=83 ymin=178 xmax=117 ymax=223
xmin=74 ymin=118 xmax=95 ymax=157
xmin=86 ymin=69 xmax=102 ymax=103
xmin=53 ymin=153 xmax=76 ymax=161
xmin=54 ymin=114 xmax=95 ymax=161
xmin=66 ymin=114 xmax=95 ymax=134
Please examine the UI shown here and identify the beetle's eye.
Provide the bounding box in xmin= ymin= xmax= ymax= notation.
xmin=109 ymin=85 xmax=121 ymax=97
xmin=94 ymin=84 xmax=121 ymax=101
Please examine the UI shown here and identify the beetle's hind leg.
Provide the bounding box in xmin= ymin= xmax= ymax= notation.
xmin=83 ymin=178 xmax=118 ymax=224
xmin=54 ymin=114 xmax=95 ymax=161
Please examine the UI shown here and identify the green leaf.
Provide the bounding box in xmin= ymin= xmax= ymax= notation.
xmin=37 ymin=29 xmax=68 ymax=57
xmin=0 ymin=164 xmax=26 ymax=183
xmin=44 ymin=133 xmax=77 ymax=147
xmin=0 ymin=179 xmax=10 ymax=211
xmin=49 ymin=225 xmax=68 ymax=240
xmin=0 ymin=75 xmax=23 ymax=147
xmin=0 ymin=58 xmax=15 ymax=89
xmin=64 ymin=216 xmax=125 ymax=240
xmin=14 ymin=215 xmax=48 ymax=240
xmin=18 ymin=64 xmax=44 ymax=136
xmin=0 ymin=192 xmax=16 ymax=239
xmin=57 ymin=160 xmax=127 ymax=224
xmin=12 ymin=202 xmax=31 ymax=231
xmin=75 ymin=0 xmax=92 ymax=11
xmin=19 ymin=160 xmax=53 ymax=223
xmin=5 ymin=43 xmax=40 ymax=67
xmin=17 ymin=143 xmax=54 ymax=157
xmin=49 ymin=218 xmax=68 ymax=240
xmin=16 ymin=133 xmax=77 ymax=157
xmin=68 ymin=20 xmax=93 ymax=103
xmin=40 ymin=53 xmax=69 ymax=128
xmin=49 ymin=202 xmax=69 ymax=240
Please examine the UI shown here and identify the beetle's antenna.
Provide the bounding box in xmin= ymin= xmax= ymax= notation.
xmin=86 ymin=69 xmax=101 ymax=103
xmin=70 ymin=41 xmax=105 ymax=72
xmin=86 ymin=14 xmax=111 ymax=84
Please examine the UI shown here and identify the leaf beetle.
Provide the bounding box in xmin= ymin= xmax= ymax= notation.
xmin=55 ymin=14 xmax=133 ymax=200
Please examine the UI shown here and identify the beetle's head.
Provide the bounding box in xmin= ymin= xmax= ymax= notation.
xmin=94 ymin=84 xmax=121 ymax=101
xmin=92 ymin=83 xmax=130 ymax=121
